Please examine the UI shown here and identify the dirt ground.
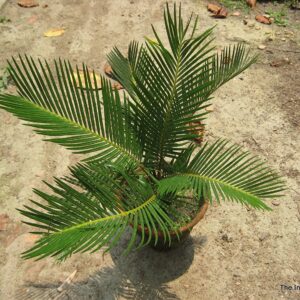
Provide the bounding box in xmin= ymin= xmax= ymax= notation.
xmin=0 ymin=0 xmax=299 ymax=299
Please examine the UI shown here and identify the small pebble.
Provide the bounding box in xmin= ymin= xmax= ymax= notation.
xmin=284 ymin=30 xmax=294 ymax=36
xmin=272 ymin=200 xmax=280 ymax=206
xmin=205 ymin=107 xmax=214 ymax=112
xmin=255 ymin=26 xmax=261 ymax=30
xmin=281 ymin=38 xmax=286 ymax=41
xmin=221 ymin=233 xmax=233 ymax=243
xmin=258 ymin=45 xmax=266 ymax=50
xmin=232 ymin=11 xmax=240 ymax=16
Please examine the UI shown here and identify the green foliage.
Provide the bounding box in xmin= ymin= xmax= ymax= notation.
xmin=1 ymin=57 xmax=141 ymax=166
xmin=219 ymin=0 xmax=250 ymax=12
xmin=0 ymin=3 xmax=285 ymax=260
xmin=266 ymin=8 xmax=288 ymax=26
xmin=158 ymin=140 xmax=285 ymax=210
xmin=290 ymin=0 xmax=299 ymax=9
xmin=0 ymin=16 xmax=10 ymax=24
xmin=0 ymin=68 xmax=10 ymax=92
xmin=108 ymin=7 xmax=256 ymax=169
xmin=20 ymin=164 xmax=177 ymax=260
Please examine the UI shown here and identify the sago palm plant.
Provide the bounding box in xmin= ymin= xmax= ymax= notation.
xmin=0 ymin=3 xmax=285 ymax=261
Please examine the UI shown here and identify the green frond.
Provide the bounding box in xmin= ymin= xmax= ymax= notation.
xmin=158 ymin=139 xmax=286 ymax=210
xmin=210 ymin=44 xmax=258 ymax=92
xmin=0 ymin=56 xmax=141 ymax=166
xmin=20 ymin=164 xmax=177 ymax=260
xmin=107 ymin=5 xmax=256 ymax=169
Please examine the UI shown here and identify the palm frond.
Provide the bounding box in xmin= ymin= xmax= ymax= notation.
xmin=210 ymin=44 xmax=258 ymax=92
xmin=108 ymin=4 xmax=256 ymax=169
xmin=0 ymin=56 xmax=141 ymax=166
xmin=20 ymin=164 xmax=177 ymax=260
xmin=158 ymin=139 xmax=286 ymax=210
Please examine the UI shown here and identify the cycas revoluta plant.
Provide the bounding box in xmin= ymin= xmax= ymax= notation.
xmin=0 ymin=3 xmax=285 ymax=261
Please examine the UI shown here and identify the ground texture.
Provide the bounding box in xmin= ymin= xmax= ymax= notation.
xmin=0 ymin=0 xmax=300 ymax=299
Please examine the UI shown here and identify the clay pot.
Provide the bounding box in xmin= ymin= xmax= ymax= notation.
xmin=137 ymin=200 xmax=209 ymax=251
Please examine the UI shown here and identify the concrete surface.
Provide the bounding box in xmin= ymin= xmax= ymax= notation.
xmin=0 ymin=0 xmax=300 ymax=299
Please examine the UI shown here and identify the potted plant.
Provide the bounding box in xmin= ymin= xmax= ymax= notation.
xmin=0 ymin=3 xmax=285 ymax=260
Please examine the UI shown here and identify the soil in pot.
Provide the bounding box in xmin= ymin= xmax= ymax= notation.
xmin=137 ymin=195 xmax=209 ymax=251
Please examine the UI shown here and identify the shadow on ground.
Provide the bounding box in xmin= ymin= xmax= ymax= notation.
xmin=17 ymin=235 xmax=207 ymax=300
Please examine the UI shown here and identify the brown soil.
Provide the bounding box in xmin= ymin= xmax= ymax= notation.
xmin=0 ymin=0 xmax=299 ymax=299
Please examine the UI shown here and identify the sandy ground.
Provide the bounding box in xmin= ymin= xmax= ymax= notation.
xmin=0 ymin=0 xmax=299 ymax=299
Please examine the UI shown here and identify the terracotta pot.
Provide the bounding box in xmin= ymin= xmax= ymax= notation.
xmin=137 ymin=200 xmax=209 ymax=251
